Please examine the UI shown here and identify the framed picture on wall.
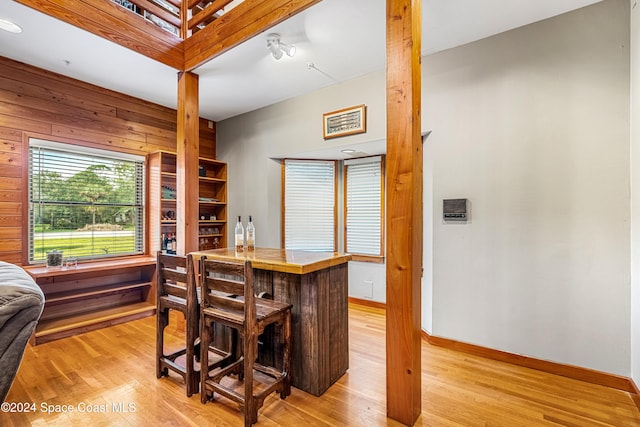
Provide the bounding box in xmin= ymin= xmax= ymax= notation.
xmin=323 ymin=104 xmax=367 ymax=139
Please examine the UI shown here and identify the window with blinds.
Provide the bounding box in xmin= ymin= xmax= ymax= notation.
xmin=28 ymin=139 xmax=145 ymax=263
xmin=283 ymin=159 xmax=336 ymax=251
xmin=345 ymin=156 xmax=384 ymax=260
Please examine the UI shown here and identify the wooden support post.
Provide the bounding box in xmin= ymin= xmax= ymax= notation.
xmin=176 ymin=71 xmax=200 ymax=255
xmin=386 ymin=0 xmax=422 ymax=425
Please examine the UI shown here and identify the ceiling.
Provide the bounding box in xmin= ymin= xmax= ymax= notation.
xmin=0 ymin=0 xmax=603 ymax=123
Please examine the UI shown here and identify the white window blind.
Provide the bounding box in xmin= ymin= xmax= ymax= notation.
xmin=284 ymin=159 xmax=336 ymax=251
xmin=345 ymin=156 xmax=383 ymax=257
xmin=29 ymin=140 xmax=145 ymax=263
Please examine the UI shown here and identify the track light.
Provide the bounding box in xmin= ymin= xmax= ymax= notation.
xmin=266 ymin=33 xmax=296 ymax=60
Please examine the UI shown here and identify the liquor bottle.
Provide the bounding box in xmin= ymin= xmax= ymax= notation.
xmin=171 ymin=234 xmax=177 ymax=254
xmin=166 ymin=233 xmax=173 ymax=254
xmin=161 ymin=233 xmax=167 ymax=253
xmin=235 ymin=216 xmax=244 ymax=252
xmin=246 ymin=215 xmax=255 ymax=251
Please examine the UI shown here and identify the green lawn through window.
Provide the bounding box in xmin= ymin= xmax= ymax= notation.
xmin=33 ymin=235 xmax=136 ymax=260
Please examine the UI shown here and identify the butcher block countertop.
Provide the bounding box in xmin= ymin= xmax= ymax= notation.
xmin=189 ymin=247 xmax=351 ymax=275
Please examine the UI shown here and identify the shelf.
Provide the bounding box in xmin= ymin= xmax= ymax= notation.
xmin=198 ymin=156 xmax=226 ymax=181
xmin=199 ymin=234 xmax=223 ymax=238
xmin=25 ymin=256 xmax=156 ymax=278
xmin=199 ymin=157 xmax=225 ymax=165
xmin=26 ymin=256 xmax=156 ymax=345
xmin=150 ymin=151 xmax=227 ymax=253
xmin=199 ymin=176 xmax=225 ymax=183
xmin=35 ymin=302 xmax=156 ymax=345
xmin=45 ymin=281 xmax=152 ymax=305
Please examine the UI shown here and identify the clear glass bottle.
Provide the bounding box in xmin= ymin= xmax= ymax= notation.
xmin=246 ymin=215 xmax=255 ymax=251
xmin=235 ymin=216 xmax=244 ymax=252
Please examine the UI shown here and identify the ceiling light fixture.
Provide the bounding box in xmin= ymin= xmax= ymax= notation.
xmin=341 ymin=149 xmax=356 ymax=154
xmin=266 ymin=33 xmax=296 ymax=60
xmin=0 ymin=18 xmax=22 ymax=34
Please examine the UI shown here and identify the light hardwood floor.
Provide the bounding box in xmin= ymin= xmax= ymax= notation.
xmin=2 ymin=303 xmax=639 ymax=426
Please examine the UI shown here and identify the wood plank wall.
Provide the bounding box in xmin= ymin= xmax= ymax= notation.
xmin=0 ymin=56 xmax=215 ymax=266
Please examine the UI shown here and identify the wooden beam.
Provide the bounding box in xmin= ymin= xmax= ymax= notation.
xmin=18 ymin=0 xmax=321 ymax=72
xmin=176 ymin=71 xmax=200 ymax=255
xmin=183 ymin=0 xmax=321 ymax=71
xmin=385 ymin=0 xmax=422 ymax=425
xmin=15 ymin=0 xmax=184 ymax=70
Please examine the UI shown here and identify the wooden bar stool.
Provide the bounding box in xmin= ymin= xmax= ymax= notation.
xmin=156 ymin=252 xmax=233 ymax=396
xmin=200 ymin=257 xmax=292 ymax=427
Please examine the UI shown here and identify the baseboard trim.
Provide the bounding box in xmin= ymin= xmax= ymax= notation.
xmin=421 ymin=330 xmax=640 ymax=408
xmin=631 ymin=378 xmax=640 ymax=411
xmin=348 ymin=297 xmax=386 ymax=310
xmin=347 ymin=299 xmax=640 ymax=410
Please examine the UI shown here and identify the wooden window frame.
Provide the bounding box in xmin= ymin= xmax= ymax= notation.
xmin=25 ymin=135 xmax=145 ymax=265
xmin=343 ymin=155 xmax=385 ymax=263
xmin=281 ymin=159 xmax=338 ymax=251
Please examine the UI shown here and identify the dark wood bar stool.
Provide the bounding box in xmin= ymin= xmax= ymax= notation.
xmin=156 ymin=252 xmax=232 ymax=396
xmin=200 ymin=257 xmax=292 ymax=427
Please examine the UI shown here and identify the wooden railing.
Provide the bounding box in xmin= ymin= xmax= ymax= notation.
xmin=16 ymin=0 xmax=319 ymax=70
xmin=110 ymin=0 xmax=243 ymax=39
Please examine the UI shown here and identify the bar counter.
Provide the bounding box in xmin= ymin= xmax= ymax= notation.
xmin=190 ymin=247 xmax=352 ymax=396
xmin=190 ymin=247 xmax=351 ymax=274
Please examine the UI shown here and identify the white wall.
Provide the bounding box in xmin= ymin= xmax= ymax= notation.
xmin=424 ymin=0 xmax=630 ymax=376
xmin=423 ymin=132 xmax=434 ymax=333
xmin=217 ymin=0 xmax=632 ymax=376
xmin=630 ymin=0 xmax=640 ymax=386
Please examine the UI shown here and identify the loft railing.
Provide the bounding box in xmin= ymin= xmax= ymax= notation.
xmin=111 ymin=0 xmax=243 ymax=39
xmin=15 ymin=0 xmax=319 ymax=70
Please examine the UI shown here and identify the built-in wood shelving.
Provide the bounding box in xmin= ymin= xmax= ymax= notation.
xmin=148 ymin=151 xmax=227 ymax=253
xmin=198 ymin=156 xmax=228 ymax=250
xmin=25 ymin=256 xmax=156 ymax=345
